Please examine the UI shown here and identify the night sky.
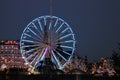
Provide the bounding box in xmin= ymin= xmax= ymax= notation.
xmin=0 ymin=0 xmax=120 ymax=61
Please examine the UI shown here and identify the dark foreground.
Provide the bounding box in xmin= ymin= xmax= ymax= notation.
xmin=0 ymin=74 xmax=120 ymax=80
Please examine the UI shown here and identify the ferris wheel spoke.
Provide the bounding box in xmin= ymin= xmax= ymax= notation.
xmin=56 ymin=22 xmax=64 ymax=33
xmin=53 ymin=49 xmax=67 ymax=61
xmin=37 ymin=19 xmax=43 ymax=32
xmin=63 ymin=51 xmax=71 ymax=56
xmin=30 ymin=55 xmax=38 ymax=66
xmin=28 ymin=27 xmax=37 ymax=36
xmin=21 ymin=44 xmax=43 ymax=50
xmin=44 ymin=17 xmax=46 ymax=26
xmin=28 ymin=27 xmax=42 ymax=40
xmin=60 ymin=45 xmax=73 ymax=49
xmin=24 ymin=33 xmax=42 ymax=42
xmin=61 ymin=27 xmax=69 ymax=33
xmin=57 ymin=28 xmax=70 ymax=38
xmin=59 ymin=34 xmax=74 ymax=40
xmin=40 ymin=47 xmax=48 ymax=61
xmin=51 ymin=50 xmax=62 ymax=68
xmin=26 ymin=50 xmax=38 ymax=60
xmin=25 ymin=48 xmax=36 ymax=54
xmin=56 ymin=40 xmax=75 ymax=44
xmin=56 ymin=48 xmax=71 ymax=56
xmin=21 ymin=45 xmax=39 ymax=49
xmin=30 ymin=51 xmax=41 ymax=66
xmin=54 ymin=19 xmax=58 ymax=27
xmin=34 ymin=47 xmax=48 ymax=67
xmin=23 ymin=47 xmax=40 ymax=55
xmin=32 ymin=23 xmax=44 ymax=38
xmin=33 ymin=48 xmax=45 ymax=67
xmin=21 ymin=40 xmax=40 ymax=44
xmin=31 ymin=23 xmax=37 ymax=29
xmin=48 ymin=22 xmax=52 ymax=30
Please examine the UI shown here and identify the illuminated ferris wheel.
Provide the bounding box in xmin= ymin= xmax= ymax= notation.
xmin=20 ymin=15 xmax=75 ymax=70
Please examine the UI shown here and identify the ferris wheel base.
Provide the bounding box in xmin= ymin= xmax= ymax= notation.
xmin=35 ymin=57 xmax=64 ymax=74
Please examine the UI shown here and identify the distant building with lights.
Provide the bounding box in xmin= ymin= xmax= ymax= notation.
xmin=0 ymin=40 xmax=29 ymax=69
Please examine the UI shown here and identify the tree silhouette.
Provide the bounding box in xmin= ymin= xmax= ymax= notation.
xmin=110 ymin=43 xmax=120 ymax=74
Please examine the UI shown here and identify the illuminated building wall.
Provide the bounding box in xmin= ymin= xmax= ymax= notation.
xmin=0 ymin=40 xmax=28 ymax=69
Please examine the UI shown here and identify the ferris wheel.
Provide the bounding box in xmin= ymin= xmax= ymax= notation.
xmin=20 ymin=15 xmax=75 ymax=70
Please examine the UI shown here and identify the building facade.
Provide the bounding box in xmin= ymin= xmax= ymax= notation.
xmin=0 ymin=40 xmax=28 ymax=69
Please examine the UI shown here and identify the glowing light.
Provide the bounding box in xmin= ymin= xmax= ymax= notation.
xmin=40 ymin=47 xmax=48 ymax=61
xmin=4 ymin=41 xmax=18 ymax=45
xmin=20 ymin=15 xmax=75 ymax=69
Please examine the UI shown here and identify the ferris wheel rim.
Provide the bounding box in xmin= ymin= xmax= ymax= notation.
xmin=20 ymin=15 xmax=76 ymax=70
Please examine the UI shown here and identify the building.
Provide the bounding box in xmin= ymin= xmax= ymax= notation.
xmin=0 ymin=40 xmax=28 ymax=69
